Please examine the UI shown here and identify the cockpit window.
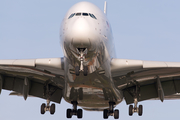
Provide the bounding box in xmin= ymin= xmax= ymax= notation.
xmin=89 ymin=13 xmax=97 ymax=19
xmin=68 ymin=13 xmax=75 ymax=19
xmin=68 ymin=13 xmax=97 ymax=20
xmin=82 ymin=13 xmax=88 ymax=16
xmin=76 ymin=13 xmax=81 ymax=16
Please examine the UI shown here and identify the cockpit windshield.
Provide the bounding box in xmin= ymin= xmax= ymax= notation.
xmin=89 ymin=13 xmax=97 ymax=19
xmin=82 ymin=13 xmax=88 ymax=16
xmin=76 ymin=13 xmax=81 ymax=16
xmin=68 ymin=13 xmax=75 ymax=19
xmin=68 ymin=12 xmax=97 ymax=20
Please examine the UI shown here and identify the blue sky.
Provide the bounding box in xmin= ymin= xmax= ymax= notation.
xmin=1 ymin=0 xmax=180 ymax=120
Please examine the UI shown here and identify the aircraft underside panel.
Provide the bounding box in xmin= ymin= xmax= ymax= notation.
xmin=123 ymin=78 xmax=180 ymax=104
xmin=63 ymin=56 xmax=123 ymax=110
xmin=1 ymin=75 xmax=63 ymax=103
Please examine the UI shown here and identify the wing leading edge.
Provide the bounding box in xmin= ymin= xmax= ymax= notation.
xmin=111 ymin=59 xmax=180 ymax=104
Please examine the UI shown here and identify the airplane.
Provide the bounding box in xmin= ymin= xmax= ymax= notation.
xmin=1 ymin=1 xmax=180 ymax=119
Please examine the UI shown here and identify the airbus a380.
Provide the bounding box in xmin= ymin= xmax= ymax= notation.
xmin=1 ymin=1 xmax=180 ymax=119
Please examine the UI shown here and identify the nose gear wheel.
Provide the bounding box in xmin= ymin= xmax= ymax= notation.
xmin=83 ymin=66 xmax=88 ymax=76
xmin=75 ymin=66 xmax=80 ymax=76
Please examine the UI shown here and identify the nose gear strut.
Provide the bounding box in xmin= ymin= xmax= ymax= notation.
xmin=79 ymin=51 xmax=85 ymax=72
xmin=75 ymin=48 xmax=88 ymax=76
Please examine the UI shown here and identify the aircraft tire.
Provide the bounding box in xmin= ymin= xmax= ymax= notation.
xmin=75 ymin=66 xmax=80 ymax=76
xmin=50 ymin=103 xmax=55 ymax=115
xmin=138 ymin=105 xmax=143 ymax=116
xmin=83 ymin=66 xmax=88 ymax=76
xmin=41 ymin=103 xmax=46 ymax=114
xmin=129 ymin=105 xmax=133 ymax=116
xmin=77 ymin=109 xmax=83 ymax=118
xmin=67 ymin=109 xmax=72 ymax=118
xmin=114 ymin=109 xmax=119 ymax=119
xmin=103 ymin=109 xmax=108 ymax=119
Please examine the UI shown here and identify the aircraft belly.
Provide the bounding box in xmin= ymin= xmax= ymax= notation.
xmin=63 ymin=57 xmax=123 ymax=110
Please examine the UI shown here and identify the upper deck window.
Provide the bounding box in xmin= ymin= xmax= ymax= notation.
xmin=76 ymin=13 xmax=81 ymax=16
xmin=82 ymin=13 xmax=88 ymax=16
xmin=89 ymin=13 xmax=97 ymax=19
xmin=68 ymin=13 xmax=75 ymax=19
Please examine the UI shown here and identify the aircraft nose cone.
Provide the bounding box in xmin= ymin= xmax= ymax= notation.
xmin=71 ymin=18 xmax=91 ymax=47
xmin=66 ymin=18 xmax=97 ymax=49
xmin=72 ymin=18 xmax=90 ymax=36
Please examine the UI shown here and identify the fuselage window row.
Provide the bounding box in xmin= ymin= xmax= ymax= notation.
xmin=68 ymin=13 xmax=97 ymax=19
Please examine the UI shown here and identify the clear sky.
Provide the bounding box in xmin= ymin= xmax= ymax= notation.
xmin=1 ymin=0 xmax=180 ymax=120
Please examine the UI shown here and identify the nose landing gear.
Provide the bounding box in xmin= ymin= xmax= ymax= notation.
xmin=75 ymin=48 xmax=88 ymax=76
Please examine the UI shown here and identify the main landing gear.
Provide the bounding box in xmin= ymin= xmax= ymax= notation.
xmin=103 ymin=102 xmax=119 ymax=119
xmin=67 ymin=101 xmax=83 ymax=119
xmin=41 ymin=99 xmax=55 ymax=115
xmin=129 ymin=98 xmax=143 ymax=116
xmin=40 ymin=81 xmax=56 ymax=115
xmin=128 ymin=83 xmax=143 ymax=116
xmin=75 ymin=48 xmax=88 ymax=76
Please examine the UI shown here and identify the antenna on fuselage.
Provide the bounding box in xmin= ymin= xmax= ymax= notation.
xmin=104 ymin=1 xmax=107 ymax=15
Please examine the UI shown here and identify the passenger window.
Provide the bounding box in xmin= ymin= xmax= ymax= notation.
xmin=76 ymin=13 xmax=81 ymax=16
xmin=82 ymin=13 xmax=88 ymax=16
xmin=68 ymin=13 xmax=75 ymax=19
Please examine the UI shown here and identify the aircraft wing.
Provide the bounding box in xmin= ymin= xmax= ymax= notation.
xmin=111 ymin=59 xmax=180 ymax=104
xmin=0 ymin=58 xmax=65 ymax=103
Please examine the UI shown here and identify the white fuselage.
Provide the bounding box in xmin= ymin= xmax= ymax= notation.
xmin=60 ymin=2 xmax=123 ymax=111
